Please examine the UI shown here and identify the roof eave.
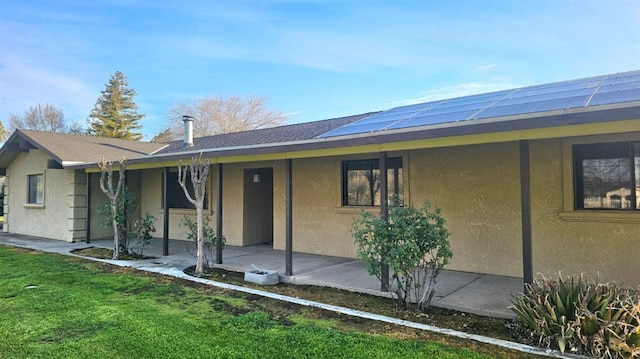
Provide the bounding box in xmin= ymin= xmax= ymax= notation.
xmin=66 ymin=104 xmax=640 ymax=171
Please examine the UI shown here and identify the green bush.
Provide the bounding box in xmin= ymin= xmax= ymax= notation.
xmin=132 ymin=213 xmax=156 ymax=256
xmin=352 ymin=197 xmax=452 ymax=311
xmin=97 ymin=187 xmax=155 ymax=257
xmin=511 ymin=274 xmax=640 ymax=357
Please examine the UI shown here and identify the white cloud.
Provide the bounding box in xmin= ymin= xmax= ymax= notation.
xmin=475 ymin=64 xmax=495 ymax=73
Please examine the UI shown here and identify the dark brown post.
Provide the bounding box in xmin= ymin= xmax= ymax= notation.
xmin=519 ymin=140 xmax=533 ymax=287
xmin=285 ymin=159 xmax=293 ymax=276
xmin=216 ymin=163 xmax=223 ymax=264
xmin=163 ymin=167 xmax=170 ymax=256
xmin=85 ymin=172 xmax=91 ymax=243
xmin=379 ymin=152 xmax=389 ymax=292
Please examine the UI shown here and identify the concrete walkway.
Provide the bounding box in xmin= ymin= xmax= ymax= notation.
xmin=0 ymin=234 xmax=524 ymax=319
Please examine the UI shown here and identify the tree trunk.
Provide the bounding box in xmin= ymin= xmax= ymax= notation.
xmin=195 ymin=203 xmax=205 ymax=277
xmin=112 ymin=202 xmax=119 ymax=259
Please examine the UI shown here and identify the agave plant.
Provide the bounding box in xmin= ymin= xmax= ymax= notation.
xmin=511 ymin=274 xmax=640 ymax=357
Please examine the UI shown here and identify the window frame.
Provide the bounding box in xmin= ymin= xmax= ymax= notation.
xmin=573 ymin=141 xmax=638 ymax=211
xmin=559 ymin=133 xmax=640 ymax=223
xmin=27 ymin=173 xmax=44 ymax=205
xmin=341 ymin=157 xmax=403 ymax=207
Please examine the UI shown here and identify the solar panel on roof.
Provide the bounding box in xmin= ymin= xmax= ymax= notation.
xmin=602 ymin=73 xmax=640 ymax=86
xmin=320 ymin=120 xmax=400 ymax=137
xmin=476 ymin=96 xmax=590 ymax=119
xmin=596 ymin=81 xmax=640 ymax=93
xmin=588 ymin=88 xmax=640 ymax=106
xmin=493 ymin=88 xmax=594 ymax=107
xmin=315 ymin=71 xmax=640 ymax=139
xmin=442 ymin=91 xmax=510 ymax=105
xmin=387 ymin=110 xmax=478 ymax=130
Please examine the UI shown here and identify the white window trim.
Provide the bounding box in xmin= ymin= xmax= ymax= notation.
xmin=25 ymin=173 xmax=45 ymax=207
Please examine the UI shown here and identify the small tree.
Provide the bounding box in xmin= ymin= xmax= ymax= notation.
xmin=98 ymin=156 xmax=126 ymax=260
xmin=178 ymin=152 xmax=210 ymax=277
xmin=353 ymin=197 xmax=452 ymax=311
xmin=97 ymin=187 xmax=156 ymax=257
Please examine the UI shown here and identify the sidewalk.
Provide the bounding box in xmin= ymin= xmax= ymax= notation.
xmin=0 ymin=234 xmax=523 ymax=319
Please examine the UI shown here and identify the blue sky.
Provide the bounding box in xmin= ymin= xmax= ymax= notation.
xmin=1 ymin=0 xmax=639 ymax=140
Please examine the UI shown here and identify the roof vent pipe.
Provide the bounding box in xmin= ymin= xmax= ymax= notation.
xmin=182 ymin=115 xmax=194 ymax=147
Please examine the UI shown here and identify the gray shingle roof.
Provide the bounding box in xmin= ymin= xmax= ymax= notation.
xmin=157 ymin=112 xmax=377 ymax=154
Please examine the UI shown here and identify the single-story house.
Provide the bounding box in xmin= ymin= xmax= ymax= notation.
xmin=1 ymin=70 xmax=639 ymax=287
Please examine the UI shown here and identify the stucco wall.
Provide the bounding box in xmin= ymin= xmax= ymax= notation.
xmin=408 ymin=142 xmax=523 ymax=277
xmin=529 ymin=134 xmax=640 ymax=286
xmin=285 ymin=156 xmax=363 ymax=257
xmin=5 ymin=150 xmax=79 ymax=241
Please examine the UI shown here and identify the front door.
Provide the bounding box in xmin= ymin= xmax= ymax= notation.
xmin=242 ymin=168 xmax=274 ymax=245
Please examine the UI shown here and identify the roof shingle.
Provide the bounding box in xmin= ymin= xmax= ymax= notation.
xmin=157 ymin=112 xmax=377 ymax=154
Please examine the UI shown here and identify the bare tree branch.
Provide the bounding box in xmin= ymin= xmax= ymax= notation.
xmin=9 ymin=103 xmax=67 ymax=133
xmin=160 ymin=95 xmax=286 ymax=140
xmin=177 ymin=152 xmax=210 ymax=276
xmin=98 ymin=156 xmax=126 ymax=259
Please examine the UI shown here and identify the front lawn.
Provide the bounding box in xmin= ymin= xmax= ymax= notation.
xmin=0 ymin=245 xmax=515 ymax=358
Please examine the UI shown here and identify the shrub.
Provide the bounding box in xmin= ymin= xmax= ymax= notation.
xmin=352 ymin=197 xmax=452 ymax=311
xmin=132 ymin=213 xmax=156 ymax=256
xmin=511 ymin=273 xmax=640 ymax=357
xmin=182 ymin=215 xmax=225 ymax=270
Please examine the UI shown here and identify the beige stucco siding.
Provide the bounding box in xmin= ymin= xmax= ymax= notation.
xmin=529 ymin=135 xmax=640 ymax=286
xmin=407 ymin=142 xmax=523 ymax=277
xmin=5 ymin=150 xmax=82 ymax=241
xmin=287 ymin=156 xmax=359 ymax=257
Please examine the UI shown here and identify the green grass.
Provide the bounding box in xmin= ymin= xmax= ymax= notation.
xmin=0 ymin=246 xmax=494 ymax=359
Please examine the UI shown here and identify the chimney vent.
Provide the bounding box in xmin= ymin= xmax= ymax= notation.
xmin=182 ymin=115 xmax=194 ymax=147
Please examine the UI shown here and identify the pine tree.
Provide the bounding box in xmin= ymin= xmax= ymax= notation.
xmin=87 ymin=71 xmax=144 ymax=140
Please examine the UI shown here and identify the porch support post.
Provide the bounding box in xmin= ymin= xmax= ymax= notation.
xmin=215 ymin=163 xmax=223 ymax=264
xmin=519 ymin=140 xmax=533 ymax=287
xmin=163 ymin=167 xmax=170 ymax=256
xmin=285 ymin=159 xmax=293 ymax=276
xmin=379 ymin=152 xmax=389 ymax=292
xmin=85 ymin=172 xmax=91 ymax=244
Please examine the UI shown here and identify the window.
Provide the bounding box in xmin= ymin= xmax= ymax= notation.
xmin=162 ymin=172 xmax=208 ymax=210
xmin=342 ymin=158 xmax=403 ymax=206
xmin=574 ymin=142 xmax=640 ymax=210
xmin=27 ymin=174 xmax=44 ymax=204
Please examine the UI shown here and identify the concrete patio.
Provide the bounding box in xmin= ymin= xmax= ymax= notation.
xmin=0 ymin=234 xmax=524 ymax=319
